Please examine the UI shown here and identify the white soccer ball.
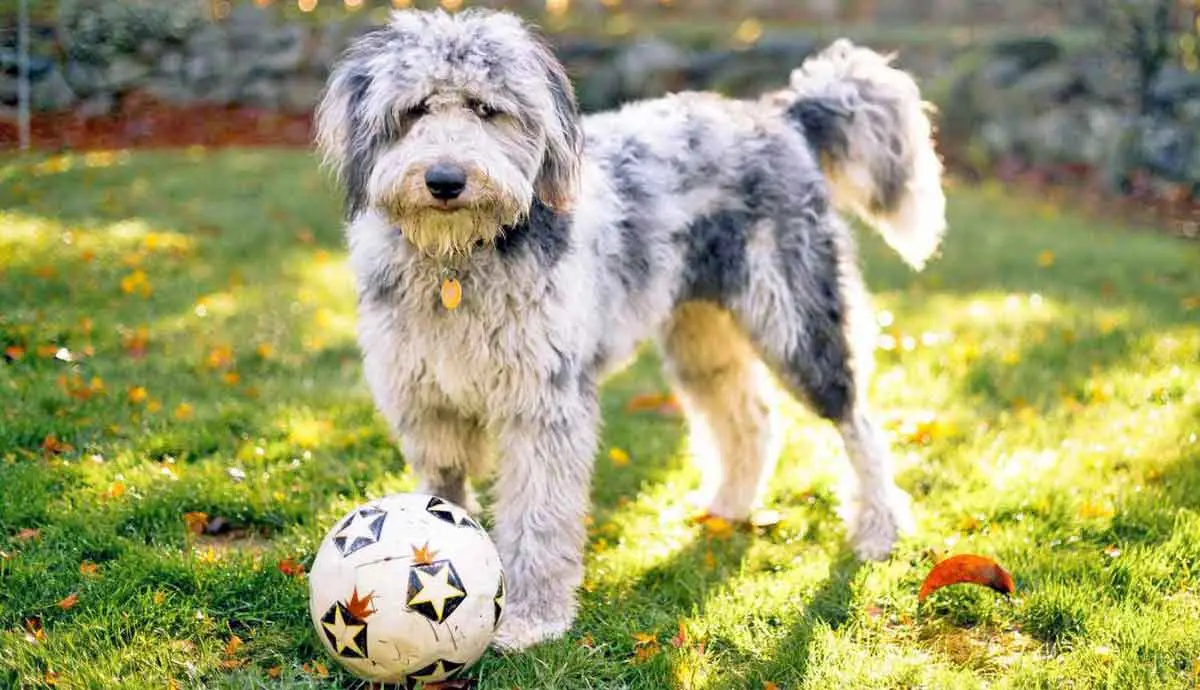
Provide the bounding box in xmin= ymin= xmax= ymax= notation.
xmin=308 ymin=492 xmax=505 ymax=686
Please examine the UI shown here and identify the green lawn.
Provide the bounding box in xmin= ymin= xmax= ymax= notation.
xmin=1 ymin=149 xmax=1198 ymax=690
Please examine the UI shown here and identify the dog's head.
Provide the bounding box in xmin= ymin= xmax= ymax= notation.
xmin=316 ymin=9 xmax=583 ymax=256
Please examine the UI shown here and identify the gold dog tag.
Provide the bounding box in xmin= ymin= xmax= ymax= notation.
xmin=440 ymin=277 xmax=462 ymax=310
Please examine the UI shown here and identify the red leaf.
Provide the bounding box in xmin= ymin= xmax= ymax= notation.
xmin=277 ymin=558 xmax=305 ymax=577
xmin=345 ymin=587 xmax=377 ymax=620
xmin=917 ymin=554 xmax=1015 ymax=602
xmin=669 ymin=620 xmax=688 ymax=648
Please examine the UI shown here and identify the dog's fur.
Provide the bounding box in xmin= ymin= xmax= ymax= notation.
xmin=316 ymin=8 xmax=946 ymax=651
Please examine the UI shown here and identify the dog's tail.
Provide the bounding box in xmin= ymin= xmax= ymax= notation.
xmin=777 ymin=39 xmax=946 ymax=270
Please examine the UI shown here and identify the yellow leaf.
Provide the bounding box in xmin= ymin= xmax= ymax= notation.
xmin=578 ymin=634 xmax=595 ymax=649
xmin=108 ymin=482 xmax=126 ymax=499
xmin=174 ymin=403 xmax=195 ymax=421
xmin=79 ymin=562 xmax=100 ymax=577
xmin=224 ymin=635 xmax=243 ymax=658
xmin=146 ymin=399 xmax=162 ymax=414
xmin=1037 ymin=250 xmax=1056 ymax=268
xmin=608 ymin=447 xmax=630 ymax=467
xmin=120 ymin=270 xmax=152 ymax=296
xmin=44 ymin=671 xmax=61 ymax=686
xmin=764 ymin=683 xmax=781 ymax=690
xmin=1078 ymin=501 xmax=1115 ymax=519
xmin=222 ymin=371 xmax=241 ymax=386
xmin=153 ymin=591 xmax=167 ymax=606
xmin=205 ymin=345 xmax=235 ymax=370
xmin=698 ymin=514 xmax=735 ymax=539
xmin=255 ymin=343 xmax=274 ymax=359
xmin=127 ymin=386 xmax=148 ymax=404
xmin=632 ymin=632 xmax=657 ymax=645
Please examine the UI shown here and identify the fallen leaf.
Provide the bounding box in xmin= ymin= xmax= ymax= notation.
xmin=918 ymin=554 xmax=1015 ymax=602
xmin=153 ymin=591 xmax=167 ymax=606
xmin=632 ymin=631 xmax=657 ymax=646
xmin=345 ymin=587 xmax=377 ymax=620
xmin=127 ymin=386 xmax=148 ymax=404
xmin=16 ymin=528 xmax=41 ymax=542
xmin=267 ymin=666 xmax=282 ymax=679
xmin=205 ymin=345 xmax=235 ymax=370
xmin=669 ymin=620 xmax=687 ymax=648
xmin=57 ymin=592 xmax=79 ymax=610
xmin=79 ymin=561 xmax=100 ymax=577
xmin=634 ymin=640 xmax=661 ymax=663
xmin=763 ymin=683 xmax=780 ymax=690
xmin=23 ymin=617 xmax=45 ymax=643
xmin=608 ymin=447 xmax=630 ymax=467
xmin=1037 ymin=250 xmax=1056 ymax=268
xmin=219 ymin=659 xmax=245 ymax=670
xmin=4 ymin=345 xmax=25 ymax=361
xmin=625 ymin=392 xmax=681 ymax=415
xmin=41 ymin=435 xmax=74 ymax=456
xmin=181 ymin=512 xmax=209 ymax=538
xmin=277 ymin=558 xmax=305 ymax=578
xmin=121 ymin=327 xmax=150 ymax=359
xmin=1078 ymin=501 xmax=1115 ymax=519
xmin=222 ymin=371 xmax=241 ymax=386
xmin=107 ymin=482 xmax=126 ymax=499
xmin=224 ymin=635 xmax=243 ymax=658
xmin=44 ymin=671 xmax=61 ymax=686
xmin=695 ymin=514 xmax=735 ymax=539
xmin=411 ymin=542 xmax=438 ymax=565
xmin=174 ymin=403 xmax=195 ymax=421
xmin=578 ymin=634 xmax=595 ymax=648
xmin=301 ymin=661 xmax=328 ymax=677
xmin=120 ymin=269 xmax=152 ymax=296
xmin=256 ymin=343 xmax=274 ymax=359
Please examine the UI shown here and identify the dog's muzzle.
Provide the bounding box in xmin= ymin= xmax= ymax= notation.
xmin=425 ymin=163 xmax=467 ymax=201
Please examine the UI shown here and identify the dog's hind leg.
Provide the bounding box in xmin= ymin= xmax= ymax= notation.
xmin=660 ymin=301 xmax=783 ymax=522
xmin=730 ymin=212 xmax=912 ymax=561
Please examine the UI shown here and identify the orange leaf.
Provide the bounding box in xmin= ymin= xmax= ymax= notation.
xmin=411 ymin=541 xmax=438 ymax=566
xmin=633 ymin=640 xmax=661 ymax=663
xmin=625 ymin=392 xmax=679 ymax=415
xmin=345 ymin=587 xmax=377 ymax=620
xmin=41 ymin=435 xmax=74 ymax=456
xmin=107 ymin=482 xmax=126 ymax=499
xmin=79 ymin=562 xmax=100 ymax=577
xmin=4 ymin=345 xmax=25 ymax=361
xmin=277 ymin=558 xmax=305 ymax=578
xmin=694 ymin=513 xmax=735 ymax=539
xmin=127 ymin=386 xmax=148 ymax=404
xmin=669 ymin=620 xmax=687 ymax=648
xmin=17 ymin=528 xmax=41 ymax=542
xmin=23 ymin=618 xmax=46 ymax=643
xmin=219 ymin=659 xmax=245 ymax=670
xmin=183 ymin=512 xmax=209 ymax=536
xmin=578 ymin=634 xmax=595 ymax=649
xmin=763 ymin=683 xmax=780 ymax=690
xmin=174 ymin=403 xmax=195 ymax=421
xmin=1037 ymin=250 xmax=1055 ymax=268
xmin=44 ymin=671 xmax=61 ymax=686
xmin=267 ymin=666 xmax=282 ymax=679
xmin=57 ymin=592 xmax=79 ymax=610
xmin=632 ymin=631 xmax=657 ymax=646
xmin=917 ymin=554 xmax=1015 ymax=602
xmin=224 ymin=635 xmax=243 ymax=658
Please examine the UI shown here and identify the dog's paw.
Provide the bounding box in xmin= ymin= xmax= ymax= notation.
xmin=844 ymin=488 xmax=914 ymax=562
xmin=491 ymin=610 xmax=573 ymax=652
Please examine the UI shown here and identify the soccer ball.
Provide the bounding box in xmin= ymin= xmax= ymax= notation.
xmin=308 ymin=492 xmax=505 ymax=686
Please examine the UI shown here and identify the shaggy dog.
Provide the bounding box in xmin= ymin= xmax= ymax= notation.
xmin=315 ymin=8 xmax=946 ymax=651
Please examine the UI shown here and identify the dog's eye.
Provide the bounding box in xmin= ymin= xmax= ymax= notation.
xmin=468 ymin=99 xmax=498 ymax=119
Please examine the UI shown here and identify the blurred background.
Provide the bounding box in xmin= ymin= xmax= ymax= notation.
xmin=1 ymin=0 xmax=1199 ymax=213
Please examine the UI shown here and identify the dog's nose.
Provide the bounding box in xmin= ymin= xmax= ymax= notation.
xmin=424 ymin=163 xmax=467 ymax=201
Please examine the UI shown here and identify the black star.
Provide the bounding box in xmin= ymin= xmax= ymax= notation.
xmin=319 ymin=601 xmax=369 ymax=659
xmin=333 ymin=506 xmax=386 ymax=557
xmin=425 ymin=496 xmax=482 ymax=531
xmin=405 ymin=658 xmax=465 ymax=688
xmin=406 ymin=559 xmax=467 ymax=624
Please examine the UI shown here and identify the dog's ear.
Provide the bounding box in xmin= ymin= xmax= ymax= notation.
xmin=531 ymin=39 xmax=583 ymax=211
xmin=315 ymin=30 xmax=392 ymax=218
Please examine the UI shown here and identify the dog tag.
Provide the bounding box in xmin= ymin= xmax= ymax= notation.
xmin=440 ymin=277 xmax=462 ymax=310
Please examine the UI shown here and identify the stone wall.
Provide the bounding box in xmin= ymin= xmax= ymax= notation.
xmin=3 ymin=5 xmax=1199 ymax=196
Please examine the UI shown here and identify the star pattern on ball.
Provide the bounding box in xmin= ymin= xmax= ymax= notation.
xmin=493 ymin=573 xmax=506 ymax=629
xmin=406 ymin=559 xmax=467 ymax=623
xmin=333 ymin=506 xmax=386 ymax=557
xmin=425 ymin=496 xmax=482 ymax=530
xmin=319 ymin=601 xmax=369 ymax=659
xmin=405 ymin=658 xmax=465 ymax=688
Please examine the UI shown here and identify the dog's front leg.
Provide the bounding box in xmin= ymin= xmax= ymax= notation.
xmin=490 ymin=388 xmax=599 ymax=651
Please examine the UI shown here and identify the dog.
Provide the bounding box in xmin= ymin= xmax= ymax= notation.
xmin=314 ymin=8 xmax=946 ymax=651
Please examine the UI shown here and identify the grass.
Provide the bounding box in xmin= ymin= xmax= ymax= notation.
xmin=0 ymin=148 xmax=1198 ymax=690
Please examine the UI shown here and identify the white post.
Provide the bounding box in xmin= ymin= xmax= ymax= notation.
xmin=17 ymin=0 xmax=31 ymax=150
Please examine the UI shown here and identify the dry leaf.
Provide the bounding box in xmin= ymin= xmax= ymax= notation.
xmin=219 ymin=659 xmax=245 ymax=670
xmin=57 ymin=592 xmax=80 ymax=610
xmin=277 ymin=558 xmax=305 ymax=577
xmin=183 ymin=512 xmax=209 ymax=536
xmin=917 ymin=554 xmax=1015 ymax=602
xmin=24 ymin=617 xmax=45 ymax=643
xmin=16 ymin=528 xmax=42 ymax=542
xmin=302 ymin=662 xmax=328 ymax=677
xmin=41 ymin=435 xmax=74 ymax=456
xmin=127 ymin=386 xmax=148 ymax=404
xmin=633 ymin=640 xmax=661 ymax=663
xmin=79 ymin=561 xmax=100 ymax=577
xmin=763 ymin=683 xmax=780 ymax=690
xmin=608 ymin=447 xmax=630 ymax=467
xmin=224 ymin=635 xmax=243 ymax=658
xmin=669 ymin=620 xmax=688 ymax=648
xmin=174 ymin=403 xmax=195 ymax=421
xmin=411 ymin=542 xmax=438 ymax=565
xmin=107 ymin=482 xmax=126 ymax=499
xmin=578 ymin=634 xmax=595 ymax=649
xmin=4 ymin=345 xmax=25 ymax=361
xmin=44 ymin=671 xmax=61 ymax=686
xmin=345 ymin=587 xmax=377 ymax=620
xmin=695 ymin=514 xmax=735 ymax=539
xmin=267 ymin=666 xmax=282 ymax=679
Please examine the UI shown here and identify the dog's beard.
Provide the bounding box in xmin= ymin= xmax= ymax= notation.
xmin=390 ymin=206 xmax=516 ymax=257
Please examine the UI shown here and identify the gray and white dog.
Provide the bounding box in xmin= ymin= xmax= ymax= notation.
xmin=315 ymin=8 xmax=946 ymax=650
